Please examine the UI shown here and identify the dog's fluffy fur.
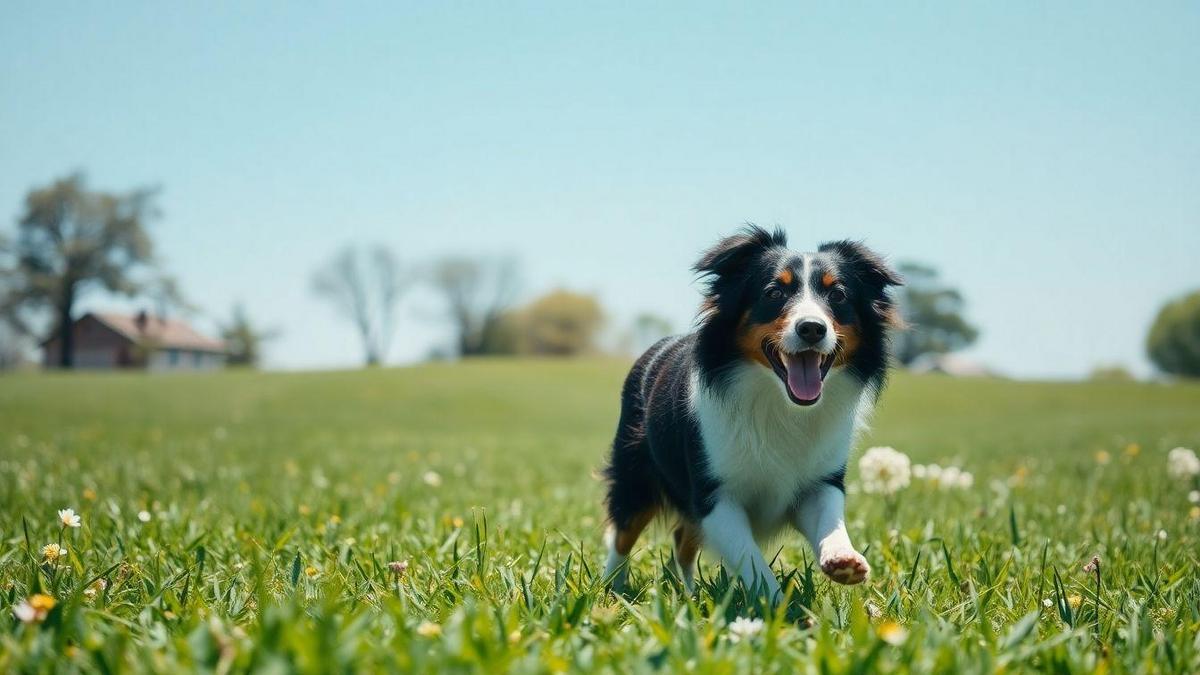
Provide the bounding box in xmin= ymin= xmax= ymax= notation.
xmin=602 ymin=226 xmax=901 ymax=598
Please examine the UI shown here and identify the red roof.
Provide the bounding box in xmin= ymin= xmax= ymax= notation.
xmin=90 ymin=312 xmax=226 ymax=353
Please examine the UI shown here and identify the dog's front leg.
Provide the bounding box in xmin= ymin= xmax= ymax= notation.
xmin=701 ymin=498 xmax=781 ymax=602
xmin=792 ymin=483 xmax=870 ymax=585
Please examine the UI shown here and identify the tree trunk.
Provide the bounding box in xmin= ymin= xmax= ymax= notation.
xmin=58 ymin=284 xmax=76 ymax=369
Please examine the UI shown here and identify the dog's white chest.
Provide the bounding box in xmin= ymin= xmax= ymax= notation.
xmin=690 ymin=366 xmax=868 ymax=538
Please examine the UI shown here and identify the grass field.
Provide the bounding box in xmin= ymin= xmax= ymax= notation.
xmin=2 ymin=360 xmax=1200 ymax=672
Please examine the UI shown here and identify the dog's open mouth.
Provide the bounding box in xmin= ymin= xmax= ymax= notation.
xmin=762 ymin=339 xmax=835 ymax=406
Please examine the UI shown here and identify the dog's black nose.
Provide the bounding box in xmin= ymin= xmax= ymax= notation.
xmin=797 ymin=319 xmax=828 ymax=344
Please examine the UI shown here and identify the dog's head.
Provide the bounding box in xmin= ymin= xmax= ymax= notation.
xmin=695 ymin=226 xmax=902 ymax=405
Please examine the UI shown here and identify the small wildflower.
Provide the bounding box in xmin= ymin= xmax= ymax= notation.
xmin=1188 ymin=490 xmax=1199 ymax=504
xmin=82 ymin=488 xmax=97 ymax=501
xmin=13 ymin=594 xmax=56 ymax=623
xmin=1167 ymin=447 xmax=1200 ymax=479
xmin=422 ymin=471 xmax=443 ymax=488
xmin=137 ymin=510 xmax=152 ymax=523
xmin=1067 ymin=595 xmax=1083 ymax=609
xmin=416 ymin=621 xmax=442 ymax=637
xmin=1124 ymin=443 xmax=1140 ymax=457
xmin=58 ymin=508 xmax=82 ymax=529
xmin=452 ymin=516 xmax=464 ymax=528
xmin=1156 ymin=529 xmax=1167 ymax=541
xmin=912 ymin=464 xmax=927 ymax=479
xmin=1042 ymin=598 xmax=1053 ymax=608
xmin=727 ymin=616 xmax=764 ymax=643
xmin=878 ymin=621 xmax=908 ymax=646
xmin=1190 ymin=506 xmax=1200 ymax=520
xmin=865 ymin=601 xmax=882 ymax=619
xmin=82 ymin=579 xmax=107 ymax=600
xmin=1094 ymin=450 xmax=1110 ymax=465
xmin=298 ymin=504 xmax=311 ymax=516
xmin=41 ymin=543 xmax=67 ymax=562
xmin=858 ymin=447 xmax=912 ymax=495
xmin=388 ymin=560 xmax=409 ymax=577
xmin=305 ymin=566 xmax=319 ymax=578
xmin=1083 ymin=555 xmax=1100 ymax=574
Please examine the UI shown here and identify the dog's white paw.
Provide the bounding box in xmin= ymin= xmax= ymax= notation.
xmin=820 ymin=549 xmax=870 ymax=585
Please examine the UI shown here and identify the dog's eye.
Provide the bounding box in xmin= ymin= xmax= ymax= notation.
xmin=828 ymin=288 xmax=847 ymax=303
xmin=766 ymin=288 xmax=784 ymax=300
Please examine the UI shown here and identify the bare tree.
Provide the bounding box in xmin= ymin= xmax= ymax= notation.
xmin=311 ymin=245 xmax=408 ymax=366
xmin=1 ymin=173 xmax=165 ymax=368
xmin=430 ymin=256 xmax=519 ymax=356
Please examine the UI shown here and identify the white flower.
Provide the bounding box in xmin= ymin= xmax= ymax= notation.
xmin=82 ymin=579 xmax=107 ymax=599
xmin=727 ymin=616 xmax=764 ymax=642
xmin=58 ymin=508 xmax=81 ymax=528
xmin=1157 ymin=529 xmax=1168 ymax=541
xmin=938 ymin=466 xmax=962 ymax=490
xmin=858 ymin=447 xmax=912 ymax=495
xmin=925 ymin=464 xmax=943 ymax=480
xmin=137 ymin=510 xmax=152 ymax=523
xmin=1167 ymin=448 xmax=1200 ymax=479
xmin=422 ymin=471 xmax=443 ymax=487
xmin=1188 ymin=490 xmax=1200 ymax=504
xmin=1042 ymin=598 xmax=1053 ymax=608
xmin=912 ymin=464 xmax=927 ymax=479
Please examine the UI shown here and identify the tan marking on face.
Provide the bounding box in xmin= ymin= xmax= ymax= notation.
xmin=777 ymin=268 xmax=794 ymax=285
xmin=822 ymin=272 xmax=837 ymax=288
xmin=615 ymin=505 xmax=658 ymax=556
xmin=832 ymin=321 xmax=860 ymax=367
xmin=737 ymin=310 xmax=788 ymax=368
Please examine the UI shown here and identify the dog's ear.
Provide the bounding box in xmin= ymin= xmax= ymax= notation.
xmin=818 ymin=240 xmax=903 ymax=291
xmin=694 ymin=225 xmax=786 ymax=289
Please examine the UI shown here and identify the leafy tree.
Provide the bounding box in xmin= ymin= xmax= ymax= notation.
xmin=311 ymin=245 xmax=408 ymax=367
xmin=1146 ymin=290 xmax=1200 ymax=378
xmin=431 ymin=256 xmax=519 ymax=357
xmin=892 ymin=262 xmax=979 ymax=366
xmin=1 ymin=173 xmax=164 ymax=368
xmin=220 ymin=304 xmax=279 ymax=368
xmin=631 ymin=312 xmax=673 ymax=354
xmin=515 ymin=289 xmax=604 ymax=356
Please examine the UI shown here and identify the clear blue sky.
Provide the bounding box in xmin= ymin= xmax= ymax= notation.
xmin=3 ymin=2 xmax=1198 ymax=377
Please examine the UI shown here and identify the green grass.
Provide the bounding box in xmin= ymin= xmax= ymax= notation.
xmin=2 ymin=360 xmax=1199 ymax=672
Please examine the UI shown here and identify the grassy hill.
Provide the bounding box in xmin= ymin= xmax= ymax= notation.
xmin=2 ymin=361 xmax=1199 ymax=671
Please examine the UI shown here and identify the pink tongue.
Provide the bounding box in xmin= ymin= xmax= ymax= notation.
xmin=783 ymin=352 xmax=823 ymax=401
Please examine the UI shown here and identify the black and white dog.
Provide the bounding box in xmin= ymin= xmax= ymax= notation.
xmin=602 ymin=226 xmax=901 ymax=600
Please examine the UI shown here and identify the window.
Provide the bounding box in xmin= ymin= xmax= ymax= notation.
xmin=167 ymin=349 xmax=179 ymax=366
xmin=193 ymin=351 xmax=203 ymax=367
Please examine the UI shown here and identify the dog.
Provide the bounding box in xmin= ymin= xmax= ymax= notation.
xmin=601 ymin=226 xmax=901 ymax=601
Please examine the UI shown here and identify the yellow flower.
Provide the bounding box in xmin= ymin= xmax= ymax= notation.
xmin=82 ymin=488 xmax=97 ymax=501
xmin=305 ymin=566 xmax=319 ymax=578
xmin=1124 ymin=443 xmax=1140 ymax=457
xmin=298 ymin=504 xmax=311 ymax=516
xmin=41 ymin=543 xmax=67 ymax=562
xmin=452 ymin=517 xmax=465 ymax=528
xmin=13 ymin=594 xmax=56 ymax=623
xmin=1094 ymin=451 xmax=1110 ymax=465
xmin=1189 ymin=506 xmax=1200 ymax=520
xmin=878 ymin=621 xmax=908 ymax=646
xmin=1067 ymin=595 xmax=1083 ymax=609
xmin=416 ymin=621 xmax=442 ymax=637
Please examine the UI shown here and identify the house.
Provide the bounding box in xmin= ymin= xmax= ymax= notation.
xmin=42 ymin=311 xmax=226 ymax=371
